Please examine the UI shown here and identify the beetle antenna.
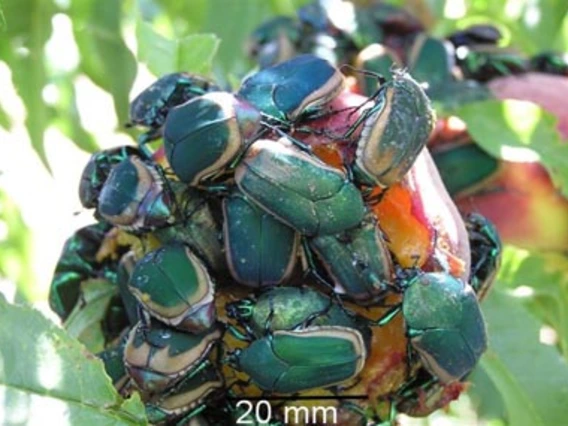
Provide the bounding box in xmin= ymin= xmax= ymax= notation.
xmin=340 ymin=63 xmax=387 ymax=87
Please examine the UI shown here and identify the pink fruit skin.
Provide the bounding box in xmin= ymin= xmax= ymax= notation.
xmin=404 ymin=149 xmax=471 ymax=282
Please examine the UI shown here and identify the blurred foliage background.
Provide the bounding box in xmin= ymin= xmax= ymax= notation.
xmin=0 ymin=0 xmax=567 ymax=425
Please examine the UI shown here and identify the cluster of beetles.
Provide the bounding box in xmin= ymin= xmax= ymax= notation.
xmin=49 ymin=1 xmax=508 ymax=425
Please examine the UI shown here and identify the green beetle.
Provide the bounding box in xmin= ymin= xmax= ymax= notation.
xmin=124 ymin=320 xmax=221 ymax=392
xmin=145 ymin=363 xmax=223 ymax=425
xmin=116 ymin=251 xmax=140 ymax=326
xmin=458 ymin=45 xmax=528 ymax=82
xmin=380 ymin=271 xmax=487 ymax=384
xmin=227 ymin=286 xmax=373 ymax=357
xmin=349 ymin=70 xmax=436 ymax=187
xmin=431 ymin=141 xmax=500 ymax=196
xmin=235 ymin=138 xmax=366 ymax=236
xmin=530 ymin=51 xmax=568 ymax=76
xmin=309 ymin=214 xmax=394 ymax=304
xmin=127 ymin=72 xmax=220 ymax=145
xmin=448 ymin=24 xmax=502 ymax=48
xmin=97 ymin=339 xmax=129 ymax=393
xmin=97 ymin=156 xmax=175 ymax=232
xmin=79 ymin=145 xmax=141 ymax=210
xmin=223 ymin=189 xmax=299 ymax=288
xmin=232 ymin=325 xmax=367 ymax=393
xmin=154 ymin=186 xmax=226 ymax=276
xmin=49 ymin=222 xmax=120 ymax=321
xmin=466 ymin=213 xmax=502 ymax=301
xmin=237 ymin=54 xmax=344 ymax=122
xmin=128 ymin=244 xmax=216 ymax=333
xmin=163 ymin=92 xmax=262 ymax=185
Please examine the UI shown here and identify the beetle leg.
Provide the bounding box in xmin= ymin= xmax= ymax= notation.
xmin=225 ymin=325 xmax=253 ymax=343
xmin=301 ymin=237 xmax=336 ymax=293
xmin=173 ymin=403 xmax=208 ymax=426
xmin=226 ymin=126 xmax=270 ymax=171
xmin=376 ymin=304 xmax=402 ymax=326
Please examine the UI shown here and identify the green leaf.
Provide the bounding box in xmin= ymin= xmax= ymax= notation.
xmin=0 ymin=3 xmax=5 ymax=30
xmin=201 ymin=0 xmax=276 ymax=77
xmin=516 ymin=0 xmax=568 ymax=54
xmin=497 ymin=247 xmax=568 ymax=359
xmin=64 ymin=279 xmax=117 ymax=353
xmin=0 ymin=104 xmax=11 ymax=130
xmin=0 ymin=296 xmax=147 ymax=425
xmin=0 ymin=0 xmax=55 ymax=170
xmin=145 ymin=0 xmax=208 ymax=34
xmin=52 ymin=77 xmax=99 ymax=153
xmin=136 ymin=22 xmax=220 ymax=76
xmin=454 ymin=100 xmax=568 ymax=197
xmin=476 ymin=289 xmax=568 ymax=426
xmin=70 ymin=0 xmax=137 ymax=126
xmin=468 ymin=366 xmax=507 ymax=422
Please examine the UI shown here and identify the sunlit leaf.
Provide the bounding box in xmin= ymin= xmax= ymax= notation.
xmin=497 ymin=247 xmax=568 ymax=359
xmin=0 ymin=295 xmax=147 ymax=425
xmin=201 ymin=0 xmax=276 ymax=77
xmin=516 ymin=0 xmax=568 ymax=54
xmin=64 ymin=279 xmax=117 ymax=353
xmin=0 ymin=3 xmax=5 ymax=30
xmin=52 ymin=77 xmax=99 ymax=153
xmin=136 ymin=21 xmax=219 ymax=76
xmin=0 ymin=103 xmax=11 ymax=130
xmin=0 ymin=0 xmax=56 ymax=170
xmin=70 ymin=0 xmax=137 ymax=126
xmin=454 ymin=100 xmax=568 ymax=196
xmin=145 ymin=0 xmax=208 ymax=34
xmin=477 ymin=289 xmax=568 ymax=426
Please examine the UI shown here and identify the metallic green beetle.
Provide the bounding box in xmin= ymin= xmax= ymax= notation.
xmin=431 ymin=142 xmax=500 ymax=196
xmin=79 ymin=145 xmax=140 ymax=209
xmin=237 ymin=54 xmax=344 ymax=122
xmin=128 ymin=244 xmax=216 ymax=333
xmin=349 ymin=70 xmax=435 ymax=187
xmin=154 ymin=186 xmax=226 ymax=276
xmin=124 ymin=320 xmax=221 ymax=392
xmin=309 ymin=214 xmax=394 ymax=304
xmin=98 ymin=156 xmax=175 ymax=232
xmin=466 ymin=213 xmax=502 ymax=301
xmin=223 ymin=189 xmax=299 ymax=287
xmin=448 ymin=24 xmax=502 ymax=48
xmin=116 ymin=251 xmax=140 ymax=326
xmin=458 ymin=46 xmax=528 ymax=82
xmin=227 ymin=286 xmax=372 ymax=350
xmin=235 ymin=138 xmax=366 ymax=236
xmin=233 ymin=325 xmax=367 ymax=393
xmin=145 ymin=363 xmax=223 ymax=425
xmin=381 ymin=272 xmax=487 ymax=384
xmin=97 ymin=339 xmax=129 ymax=393
xmin=127 ymin=72 xmax=220 ymax=145
xmin=530 ymin=52 xmax=568 ymax=76
xmin=163 ymin=92 xmax=262 ymax=185
xmin=49 ymin=222 xmax=119 ymax=321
